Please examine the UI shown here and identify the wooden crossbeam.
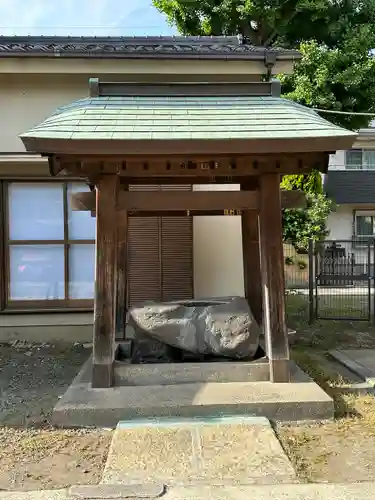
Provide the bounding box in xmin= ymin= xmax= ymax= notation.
xmin=71 ymin=189 xmax=306 ymax=213
xmin=123 ymin=191 xmax=258 ymax=211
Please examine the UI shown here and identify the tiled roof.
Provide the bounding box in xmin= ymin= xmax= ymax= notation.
xmin=21 ymin=95 xmax=356 ymax=142
xmin=0 ymin=35 xmax=301 ymax=60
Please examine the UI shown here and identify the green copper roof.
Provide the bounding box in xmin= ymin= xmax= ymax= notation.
xmin=21 ymin=96 xmax=356 ymax=141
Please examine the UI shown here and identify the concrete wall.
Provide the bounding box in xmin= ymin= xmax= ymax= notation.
xmin=0 ymin=74 xmax=91 ymax=152
xmin=0 ymin=56 xmax=293 ymax=78
xmin=193 ymin=184 xmax=245 ymax=298
xmin=0 ymin=313 xmax=93 ymax=344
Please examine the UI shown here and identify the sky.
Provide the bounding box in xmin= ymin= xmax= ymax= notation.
xmin=0 ymin=0 xmax=177 ymax=36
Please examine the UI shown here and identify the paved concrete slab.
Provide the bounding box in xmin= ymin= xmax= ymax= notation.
xmin=2 ymin=483 xmax=375 ymax=500
xmin=0 ymin=492 xmax=68 ymax=500
xmin=329 ymin=349 xmax=375 ymax=386
xmin=131 ymin=482 xmax=375 ymax=500
xmin=101 ymin=416 xmax=296 ymax=486
xmin=53 ymin=360 xmax=333 ymax=428
xmin=338 ymin=349 xmax=375 ymax=374
xmin=69 ymin=482 xmax=164 ymax=498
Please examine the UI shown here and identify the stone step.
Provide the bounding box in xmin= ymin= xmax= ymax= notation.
xmin=101 ymin=416 xmax=297 ymax=487
xmin=113 ymin=358 xmax=270 ymax=386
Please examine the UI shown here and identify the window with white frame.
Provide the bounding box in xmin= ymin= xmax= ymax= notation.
xmin=354 ymin=211 xmax=375 ymax=242
xmin=6 ymin=181 xmax=96 ymax=307
xmin=346 ymin=149 xmax=375 ymax=169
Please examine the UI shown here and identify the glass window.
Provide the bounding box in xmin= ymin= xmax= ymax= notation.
xmin=69 ymin=244 xmax=96 ymax=299
xmin=346 ymin=149 xmax=375 ymax=170
xmin=356 ymin=215 xmax=375 ymax=236
xmin=6 ymin=181 xmax=96 ymax=308
xmin=345 ymin=150 xmax=362 ymax=169
xmin=68 ymin=183 xmax=96 ymax=240
xmin=9 ymin=245 xmax=65 ymax=300
xmin=363 ymin=151 xmax=375 ymax=169
xmin=9 ymin=183 xmax=64 ymax=240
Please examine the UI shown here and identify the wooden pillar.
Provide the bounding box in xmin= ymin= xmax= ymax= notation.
xmin=92 ymin=174 xmax=119 ymax=388
xmin=115 ymin=186 xmax=128 ymax=341
xmin=241 ymin=185 xmax=262 ymax=325
xmin=259 ymin=174 xmax=290 ymax=383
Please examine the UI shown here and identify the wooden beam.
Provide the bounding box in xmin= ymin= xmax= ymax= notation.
xmin=108 ymin=190 xmax=257 ymax=212
xmin=259 ymin=173 xmax=290 ymax=383
xmin=90 ymin=210 xmax=245 ymax=218
xmin=130 ymin=210 xmax=244 ymax=217
xmin=241 ymin=185 xmax=262 ymax=325
xmin=121 ymin=177 xmax=260 ymax=187
xmin=71 ymin=189 xmax=306 ymax=213
xmin=115 ymin=196 xmax=128 ymax=341
xmin=92 ymin=174 xmax=119 ymax=388
xmin=48 ymin=151 xmax=330 ymax=179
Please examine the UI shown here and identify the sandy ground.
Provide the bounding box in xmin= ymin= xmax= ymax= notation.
xmin=0 ymin=343 xmax=113 ymax=491
xmin=279 ymin=295 xmax=375 ymax=483
xmin=278 ymin=388 xmax=375 ymax=483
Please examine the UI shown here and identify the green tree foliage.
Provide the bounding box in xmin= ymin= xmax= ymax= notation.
xmin=282 ymin=193 xmax=332 ymax=253
xmin=280 ymin=170 xmax=322 ymax=194
xmin=281 ymin=172 xmax=332 ymax=252
xmin=154 ymin=0 xmax=375 ymax=129
xmin=153 ymin=0 xmax=375 ymax=50
xmin=153 ymin=0 xmax=375 ymax=247
xmin=281 ymin=34 xmax=375 ymax=131
xmin=280 ymin=171 xmax=331 ymax=251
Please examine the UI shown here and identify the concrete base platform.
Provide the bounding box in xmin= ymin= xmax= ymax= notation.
xmin=101 ymin=416 xmax=296 ymax=487
xmin=114 ymin=357 xmax=270 ymax=386
xmin=52 ymin=358 xmax=333 ymax=428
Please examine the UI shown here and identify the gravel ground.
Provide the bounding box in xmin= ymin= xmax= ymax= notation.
xmin=0 ymin=342 xmax=89 ymax=427
xmin=0 ymin=343 xmax=113 ymax=491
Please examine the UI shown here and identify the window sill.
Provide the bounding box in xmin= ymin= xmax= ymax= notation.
xmin=3 ymin=299 xmax=94 ymax=312
xmin=0 ymin=307 xmax=93 ymax=315
xmin=352 ymin=237 xmax=375 ymax=248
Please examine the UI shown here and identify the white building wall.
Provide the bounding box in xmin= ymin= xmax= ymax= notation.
xmin=0 ymin=74 xmax=90 ymax=152
xmin=193 ymin=184 xmax=244 ymax=298
xmin=326 ymin=205 xmax=374 ymax=266
xmin=326 ymin=205 xmax=353 ymax=240
xmin=328 ymin=150 xmax=346 ymax=170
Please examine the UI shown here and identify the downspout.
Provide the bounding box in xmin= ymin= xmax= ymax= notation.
xmin=264 ymin=51 xmax=277 ymax=81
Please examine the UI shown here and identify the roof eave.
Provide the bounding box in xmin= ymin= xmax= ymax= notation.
xmin=21 ymin=135 xmax=357 ymax=159
xmin=0 ymin=52 xmax=300 ymax=61
xmin=0 ymin=35 xmax=301 ymax=61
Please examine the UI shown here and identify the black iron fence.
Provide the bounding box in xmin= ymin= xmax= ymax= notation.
xmin=284 ymin=239 xmax=375 ymax=323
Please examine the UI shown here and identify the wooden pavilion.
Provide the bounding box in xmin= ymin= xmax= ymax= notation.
xmin=20 ymin=76 xmax=356 ymax=388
